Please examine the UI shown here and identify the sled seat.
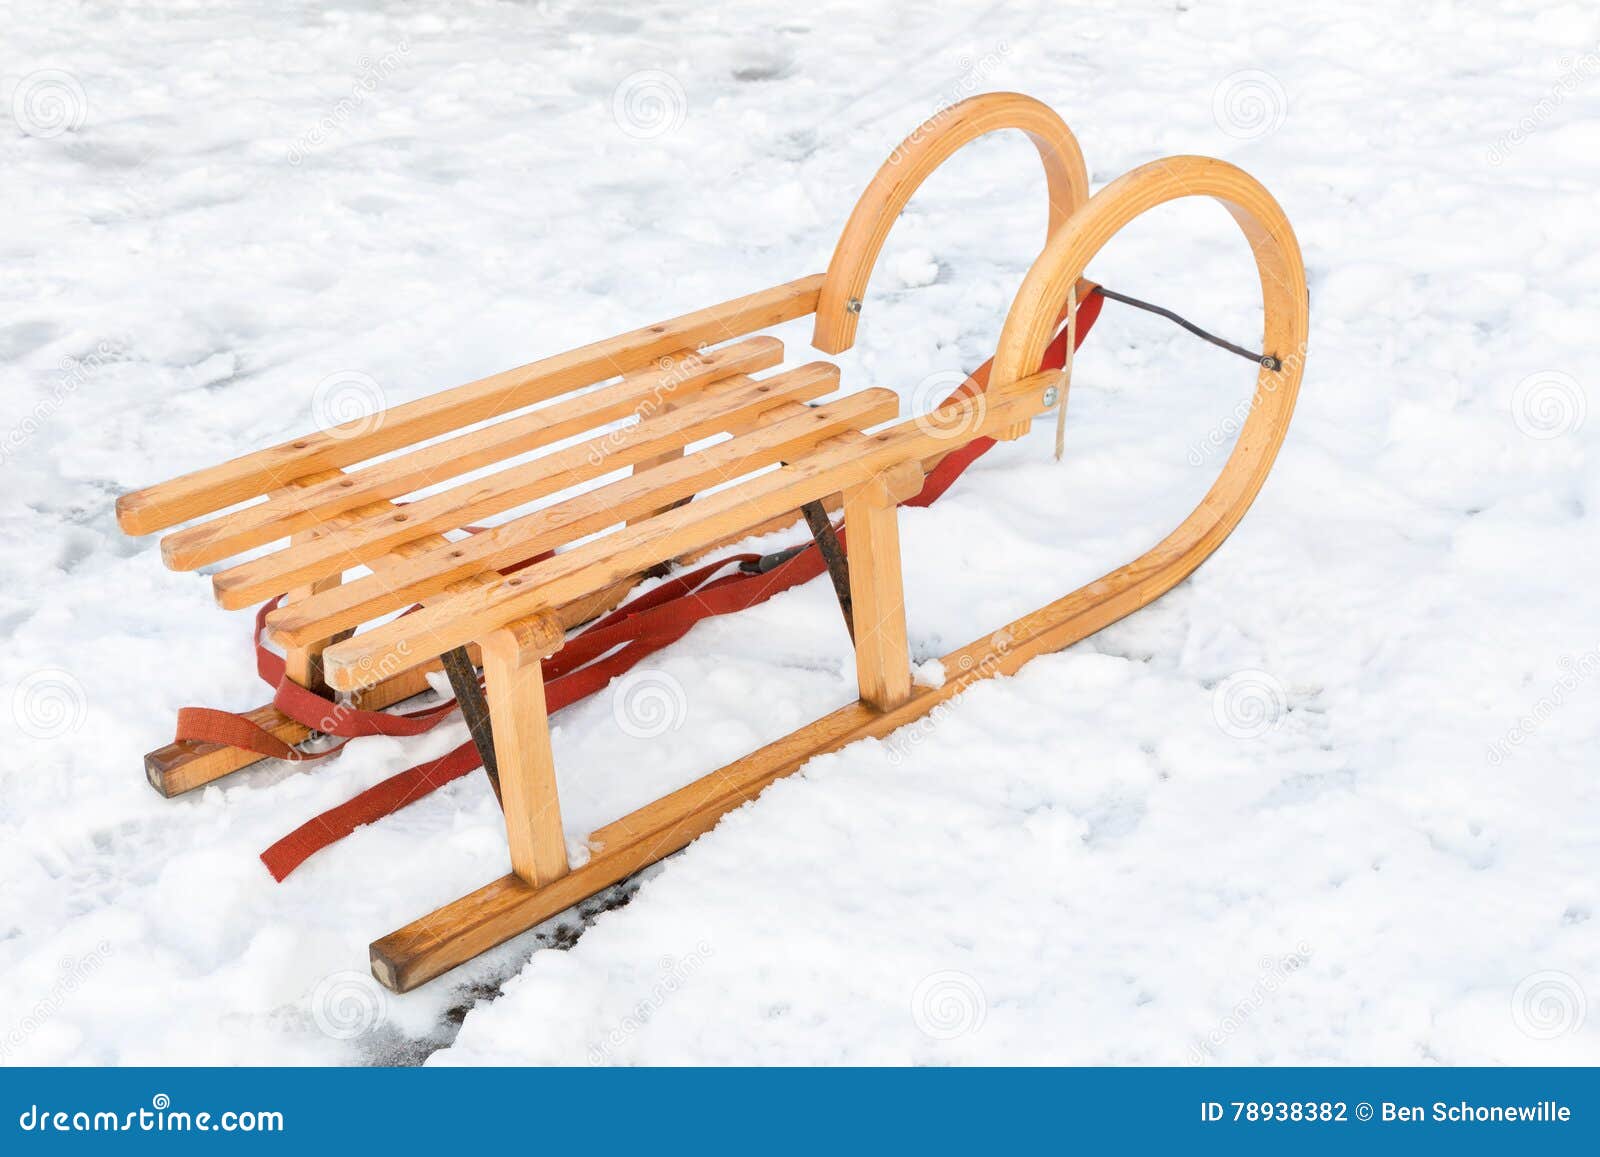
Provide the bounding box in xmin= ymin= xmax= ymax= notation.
xmin=116 ymin=274 xmax=1046 ymax=696
xmin=116 ymin=279 xmax=830 ymax=791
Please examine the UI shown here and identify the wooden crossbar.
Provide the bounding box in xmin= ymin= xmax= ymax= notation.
xmin=115 ymin=276 xmax=825 ymax=536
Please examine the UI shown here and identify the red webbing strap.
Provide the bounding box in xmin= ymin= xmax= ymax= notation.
xmin=252 ymin=290 xmax=1103 ymax=879
xmin=174 ymin=600 xmax=465 ymax=764
xmin=258 ymin=555 xmax=774 ymax=880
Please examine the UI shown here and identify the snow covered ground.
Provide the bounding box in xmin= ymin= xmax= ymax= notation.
xmin=3 ymin=0 xmax=1598 ymax=1065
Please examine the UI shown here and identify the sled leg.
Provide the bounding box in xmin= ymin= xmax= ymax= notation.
xmin=482 ymin=614 xmax=569 ymax=887
xmin=842 ymin=461 xmax=923 ymax=712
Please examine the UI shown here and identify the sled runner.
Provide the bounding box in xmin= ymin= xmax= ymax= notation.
xmin=117 ymin=93 xmax=1306 ymax=992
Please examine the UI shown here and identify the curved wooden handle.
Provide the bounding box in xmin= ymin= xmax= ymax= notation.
xmin=991 ymin=152 xmax=1308 ymax=605
xmin=812 ymin=92 xmax=1089 ymax=355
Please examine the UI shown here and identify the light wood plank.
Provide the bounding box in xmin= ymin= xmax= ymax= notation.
xmin=161 ymin=338 xmax=783 ymax=570
xmin=116 ymin=275 xmax=825 ymax=535
xmin=842 ymin=461 xmax=922 ymax=711
xmin=483 ymin=614 xmax=569 ymax=887
xmin=214 ymin=363 xmax=843 ymax=610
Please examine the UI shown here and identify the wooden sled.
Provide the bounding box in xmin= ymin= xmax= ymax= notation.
xmin=117 ymin=93 xmax=1307 ymax=992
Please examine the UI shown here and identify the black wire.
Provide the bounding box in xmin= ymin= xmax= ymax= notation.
xmin=1092 ymin=285 xmax=1281 ymax=371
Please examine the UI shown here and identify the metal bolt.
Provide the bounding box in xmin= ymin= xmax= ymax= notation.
xmin=845 ymin=297 xmax=862 ymax=314
xmin=1042 ymin=385 xmax=1060 ymax=408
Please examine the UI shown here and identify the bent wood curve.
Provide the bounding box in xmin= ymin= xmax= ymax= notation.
xmin=989 ymin=152 xmax=1308 ymax=637
xmin=812 ymin=91 xmax=1089 ymax=355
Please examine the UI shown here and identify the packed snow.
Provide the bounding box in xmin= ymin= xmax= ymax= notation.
xmin=2 ymin=0 xmax=1597 ymax=1065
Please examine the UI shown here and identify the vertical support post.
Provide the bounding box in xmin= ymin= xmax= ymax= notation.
xmin=482 ymin=613 xmax=570 ymax=888
xmin=841 ymin=461 xmax=924 ymax=712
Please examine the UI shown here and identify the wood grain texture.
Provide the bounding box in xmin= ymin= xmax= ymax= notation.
xmin=483 ymin=614 xmax=568 ymax=887
xmin=842 ymin=463 xmax=921 ymax=710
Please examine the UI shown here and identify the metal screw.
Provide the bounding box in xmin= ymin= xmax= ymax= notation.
xmin=1042 ymin=385 xmax=1060 ymax=407
xmin=845 ymin=297 xmax=862 ymax=314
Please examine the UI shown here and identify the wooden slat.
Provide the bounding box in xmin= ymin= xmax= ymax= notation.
xmin=160 ymin=338 xmax=783 ymax=570
xmin=320 ymin=373 xmax=1059 ymax=691
xmin=116 ymin=275 xmax=826 ymax=535
xmin=214 ymin=363 xmax=843 ymax=611
xmin=269 ymin=387 xmax=900 ymax=648
xmin=279 ymin=470 xmax=355 ymax=693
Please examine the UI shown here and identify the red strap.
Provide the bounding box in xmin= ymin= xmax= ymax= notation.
xmin=236 ymin=293 xmax=1104 ymax=879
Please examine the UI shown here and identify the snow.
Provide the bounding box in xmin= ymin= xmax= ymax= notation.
xmin=2 ymin=0 xmax=1598 ymax=1066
